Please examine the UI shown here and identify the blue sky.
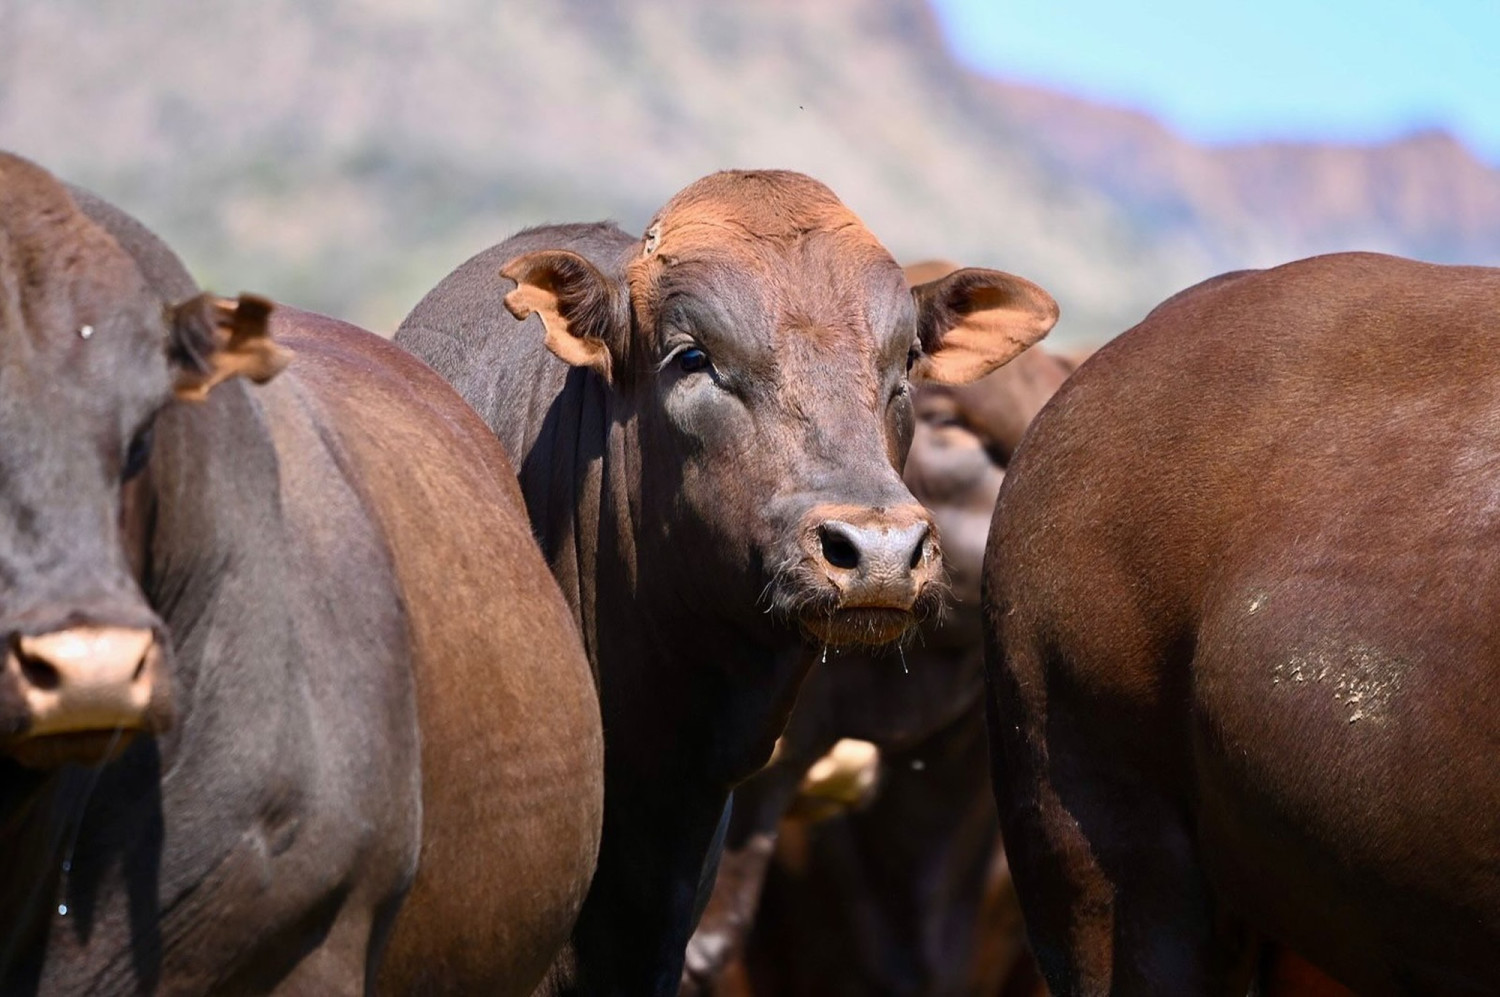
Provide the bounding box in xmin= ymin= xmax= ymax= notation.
xmin=928 ymin=0 xmax=1500 ymax=163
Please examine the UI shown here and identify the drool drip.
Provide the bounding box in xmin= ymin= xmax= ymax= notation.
xmin=55 ymin=725 xmax=125 ymax=917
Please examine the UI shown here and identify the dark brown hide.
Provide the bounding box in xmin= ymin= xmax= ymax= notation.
xmin=396 ymin=173 xmax=1057 ymax=995
xmin=986 ymin=252 xmax=1500 ymax=995
xmin=268 ymin=311 xmax=603 ymax=997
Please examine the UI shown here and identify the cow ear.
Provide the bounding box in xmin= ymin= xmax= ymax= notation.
xmin=910 ymin=268 xmax=1058 ymax=385
xmin=501 ymin=250 xmax=627 ymax=384
xmin=170 ymin=293 xmax=290 ymax=401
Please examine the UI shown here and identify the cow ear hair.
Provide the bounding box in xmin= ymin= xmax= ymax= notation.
xmin=170 ymin=293 xmax=290 ymax=401
xmin=501 ymin=250 xmax=628 ymax=384
xmin=910 ymin=268 xmax=1058 ymax=385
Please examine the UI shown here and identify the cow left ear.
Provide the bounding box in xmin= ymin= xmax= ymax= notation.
xmin=910 ymin=268 xmax=1058 ymax=385
xmin=170 ymin=293 xmax=290 ymax=401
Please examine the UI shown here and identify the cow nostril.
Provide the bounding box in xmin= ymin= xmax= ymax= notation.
xmin=819 ymin=527 xmax=862 ymax=571
xmin=17 ymin=651 xmax=61 ymax=692
xmin=909 ymin=534 xmax=929 ymax=571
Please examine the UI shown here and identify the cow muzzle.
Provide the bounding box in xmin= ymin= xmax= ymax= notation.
xmin=791 ymin=503 xmax=944 ymax=647
xmin=3 ymin=626 xmax=161 ymax=766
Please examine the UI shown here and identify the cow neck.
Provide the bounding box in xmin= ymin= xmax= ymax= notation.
xmin=575 ymin=393 xmax=818 ymax=787
xmin=0 ymin=756 xmax=85 ymax=983
xmin=20 ymin=381 xmax=316 ymax=964
xmin=519 ymin=363 xmax=612 ymax=686
xmin=119 ymin=462 xmax=155 ymax=615
xmin=519 ymin=337 xmax=818 ymax=786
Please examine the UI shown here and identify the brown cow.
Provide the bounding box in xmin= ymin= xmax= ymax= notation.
xmin=395 ymin=175 xmax=1058 ymax=994
xmin=985 ymin=252 xmax=1496 ymax=994
xmin=683 ymin=274 xmax=1076 ymax=994
xmin=0 ymin=154 xmax=601 ymax=994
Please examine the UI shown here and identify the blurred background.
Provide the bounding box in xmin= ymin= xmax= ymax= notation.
xmin=1 ymin=0 xmax=1495 ymax=346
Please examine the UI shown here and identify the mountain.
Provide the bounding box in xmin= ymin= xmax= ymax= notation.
xmin=990 ymin=82 xmax=1500 ymax=269
xmin=3 ymin=0 xmax=1497 ymax=344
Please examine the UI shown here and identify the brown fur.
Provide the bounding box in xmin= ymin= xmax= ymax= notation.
xmin=268 ymin=311 xmax=603 ymax=996
xmin=986 ymin=252 xmax=1500 ymax=994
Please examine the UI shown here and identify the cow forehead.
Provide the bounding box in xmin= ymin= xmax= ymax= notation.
xmin=0 ymin=156 xmax=163 ymax=377
xmin=627 ymin=172 xmax=908 ymax=349
xmin=651 ymin=169 xmax=876 ymax=244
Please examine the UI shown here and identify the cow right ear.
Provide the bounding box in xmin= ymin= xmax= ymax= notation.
xmin=501 ymin=250 xmax=628 ymax=384
xmin=909 ymin=268 xmax=1058 ymax=385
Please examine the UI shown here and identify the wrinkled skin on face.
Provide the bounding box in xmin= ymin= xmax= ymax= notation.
xmin=630 ymin=197 xmax=932 ymax=648
xmin=0 ymin=153 xmax=283 ymax=768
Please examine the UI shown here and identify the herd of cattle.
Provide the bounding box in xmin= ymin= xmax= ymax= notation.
xmin=0 ymin=148 xmax=1495 ymax=996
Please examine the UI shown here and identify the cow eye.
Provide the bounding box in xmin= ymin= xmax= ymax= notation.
xmin=678 ymin=346 xmax=711 ymax=374
xmin=122 ymin=424 xmax=155 ymax=482
xmin=906 ymin=345 xmax=921 ymax=373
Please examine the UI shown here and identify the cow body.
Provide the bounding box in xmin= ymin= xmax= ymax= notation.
xmin=396 ymin=174 xmax=1057 ymax=994
xmin=985 ymin=252 xmax=1500 ymax=994
xmin=0 ymin=157 xmax=601 ymax=995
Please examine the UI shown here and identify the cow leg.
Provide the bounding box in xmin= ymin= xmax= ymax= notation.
xmin=567 ymin=780 xmax=733 ymax=996
xmin=986 ymin=639 xmax=1258 ymax=996
xmin=680 ymin=734 xmax=835 ymax=996
xmin=679 ymin=821 xmax=774 ymax=997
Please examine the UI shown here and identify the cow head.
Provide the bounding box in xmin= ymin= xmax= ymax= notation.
xmin=0 ymin=153 xmax=287 ymax=768
xmin=502 ymin=171 xmax=1056 ymax=648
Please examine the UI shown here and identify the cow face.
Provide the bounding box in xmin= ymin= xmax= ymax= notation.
xmin=903 ymin=387 xmax=1007 ymax=615
xmin=902 ymin=336 xmax=1077 ymax=654
xmin=502 ymin=171 xmax=1056 ymax=648
xmin=899 ymin=259 xmax=1074 ymax=622
xmin=0 ymin=154 xmax=286 ymax=768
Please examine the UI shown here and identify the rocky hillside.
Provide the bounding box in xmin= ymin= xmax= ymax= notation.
xmin=991 ymin=82 xmax=1500 ymax=269
xmin=3 ymin=0 xmax=1496 ymax=344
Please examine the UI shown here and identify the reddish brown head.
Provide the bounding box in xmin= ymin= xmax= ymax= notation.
xmin=501 ymin=171 xmax=1057 ymax=647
